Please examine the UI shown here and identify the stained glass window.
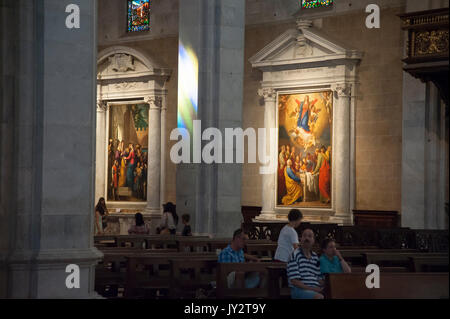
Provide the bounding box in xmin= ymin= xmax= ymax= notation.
xmin=127 ymin=0 xmax=150 ymax=32
xmin=301 ymin=0 xmax=334 ymax=9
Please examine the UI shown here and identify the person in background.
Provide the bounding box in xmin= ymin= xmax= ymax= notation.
xmin=320 ymin=238 xmax=351 ymax=274
xmin=128 ymin=212 xmax=150 ymax=235
xmin=274 ymin=209 xmax=303 ymax=262
xmin=94 ymin=198 xmax=109 ymax=235
xmin=181 ymin=214 xmax=192 ymax=236
xmin=287 ymin=229 xmax=324 ymax=299
xmin=218 ymin=229 xmax=261 ymax=289
xmin=157 ymin=202 xmax=178 ymax=235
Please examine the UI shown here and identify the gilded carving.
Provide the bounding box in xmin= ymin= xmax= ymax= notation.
xmin=414 ymin=30 xmax=449 ymax=56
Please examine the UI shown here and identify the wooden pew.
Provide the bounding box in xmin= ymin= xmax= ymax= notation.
xmin=340 ymin=249 xmax=420 ymax=266
xmin=124 ymin=252 xmax=217 ymax=298
xmin=409 ymin=256 xmax=449 ymax=272
xmin=94 ymin=235 xmax=117 ymax=247
xmin=266 ymin=265 xmax=290 ymax=299
xmin=95 ymin=249 xmax=180 ymax=298
xmin=177 ymin=238 xmax=273 ymax=253
xmin=363 ymin=252 xmax=448 ymax=268
xmin=324 ymin=273 xmax=449 ymax=299
xmin=169 ymin=259 xmax=218 ymax=299
xmin=216 ymin=262 xmax=281 ymax=299
xmin=246 ymin=243 xmax=277 ymax=260
xmin=95 ymin=249 xmax=157 ymax=298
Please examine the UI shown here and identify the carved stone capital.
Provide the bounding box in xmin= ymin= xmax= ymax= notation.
xmin=258 ymin=88 xmax=277 ymax=102
xmin=331 ymin=83 xmax=352 ymax=97
xmin=144 ymin=96 xmax=162 ymax=109
xmin=96 ymin=100 xmax=108 ymax=112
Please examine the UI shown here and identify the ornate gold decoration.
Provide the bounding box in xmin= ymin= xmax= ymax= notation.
xmin=414 ymin=30 xmax=449 ymax=56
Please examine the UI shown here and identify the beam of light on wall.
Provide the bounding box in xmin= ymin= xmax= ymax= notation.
xmin=177 ymin=42 xmax=199 ymax=141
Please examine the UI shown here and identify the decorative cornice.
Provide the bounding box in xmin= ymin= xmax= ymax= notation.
xmin=258 ymin=88 xmax=277 ymax=102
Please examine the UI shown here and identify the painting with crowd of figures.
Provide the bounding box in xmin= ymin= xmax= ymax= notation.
xmin=277 ymin=91 xmax=333 ymax=208
xmin=107 ymin=104 xmax=149 ymax=202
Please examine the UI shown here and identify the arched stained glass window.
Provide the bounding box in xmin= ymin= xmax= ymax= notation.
xmin=301 ymin=0 xmax=334 ymax=9
xmin=127 ymin=0 xmax=150 ymax=32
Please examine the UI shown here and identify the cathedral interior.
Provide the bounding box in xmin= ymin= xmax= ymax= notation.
xmin=0 ymin=0 xmax=448 ymax=301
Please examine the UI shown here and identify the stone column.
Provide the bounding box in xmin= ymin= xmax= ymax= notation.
xmin=95 ymin=101 xmax=107 ymax=203
xmin=332 ymin=83 xmax=352 ymax=224
xmin=3 ymin=0 xmax=102 ymax=298
xmin=424 ymin=83 xmax=447 ymax=229
xmin=176 ymin=0 xmax=245 ymax=237
xmin=145 ymin=96 xmax=162 ymax=229
xmin=256 ymin=87 xmax=277 ymax=220
xmin=160 ymin=95 xmax=167 ymax=207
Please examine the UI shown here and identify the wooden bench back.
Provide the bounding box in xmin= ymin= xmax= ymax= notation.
xmin=325 ymin=273 xmax=449 ymax=299
xmin=246 ymin=243 xmax=277 ymax=259
xmin=363 ymin=252 xmax=448 ymax=267
xmin=409 ymin=256 xmax=449 ymax=272
xmin=124 ymin=253 xmax=217 ymax=298
xmin=216 ymin=262 xmax=281 ymax=299
xmin=169 ymin=259 xmax=218 ymax=298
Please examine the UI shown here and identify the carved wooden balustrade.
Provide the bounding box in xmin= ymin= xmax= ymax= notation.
xmin=399 ymin=8 xmax=449 ymax=105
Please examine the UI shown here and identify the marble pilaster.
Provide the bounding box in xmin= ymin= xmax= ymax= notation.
xmin=331 ymin=83 xmax=353 ymax=224
xmin=144 ymin=96 xmax=162 ymax=229
xmin=256 ymin=87 xmax=277 ymax=220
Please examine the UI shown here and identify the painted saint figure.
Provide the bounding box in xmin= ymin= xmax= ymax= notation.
xmin=282 ymin=159 xmax=303 ymax=205
xmin=313 ymin=146 xmax=331 ymax=204
xmin=125 ymin=144 xmax=136 ymax=188
xmin=278 ymin=146 xmax=287 ymax=203
xmin=111 ymin=160 xmax=120 ymax=200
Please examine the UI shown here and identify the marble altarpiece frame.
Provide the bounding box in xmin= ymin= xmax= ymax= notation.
xmin=250 ymin=20 xmax=362 ymax=225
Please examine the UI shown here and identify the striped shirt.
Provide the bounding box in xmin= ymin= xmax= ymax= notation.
xmin=287 ymin=248 xmax=322 ymax=288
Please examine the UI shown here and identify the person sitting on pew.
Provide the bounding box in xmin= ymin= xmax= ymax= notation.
xmin=181 ymin=214 xmax=192 ymax=236
xmin=287 ymin=229 xmax=324 ymax=299
xmin=218 ymin=229 xmax=261 ymax=288
xmin=319 ymin=238 xmax=351 ymax=274
xmin=157 ymin=202 xmax=178 ymax=235
xmin=274 ymin=209 xmax=303 ymax=262
xmin=128 ymin=212 xmax=150 ymax=235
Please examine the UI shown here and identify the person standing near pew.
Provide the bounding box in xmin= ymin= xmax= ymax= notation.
xmin=287 ymin=229 xmax=324 ymax=299
xmin=319 ymin=238 xmax=351 ymax=274
xmin=94 ymin=197 xmax=109 ymax=235
xmin=274 ymin=209 xmax=303 ymax=262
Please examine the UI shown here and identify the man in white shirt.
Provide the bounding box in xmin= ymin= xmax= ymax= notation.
xmin=274 ymin=209 xmax=303 ymax=262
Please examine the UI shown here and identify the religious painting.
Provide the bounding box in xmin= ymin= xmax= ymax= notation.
xmin=277 ymin=91 xmax=333 ymax=208
xmin=107 ymin=104 xmax=149 ymax=202
xmin=127 ymin=0 xmax=150 ymax=32
xmin=301 ymin=0 xmax=334 ymax=9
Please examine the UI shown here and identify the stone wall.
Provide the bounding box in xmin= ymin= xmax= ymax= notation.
xmin=98 ymin=1 xmax=423 ymax=216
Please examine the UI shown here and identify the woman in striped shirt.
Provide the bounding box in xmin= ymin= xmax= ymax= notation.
xmin=287 ymin=229 xmax=324 ymax=299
